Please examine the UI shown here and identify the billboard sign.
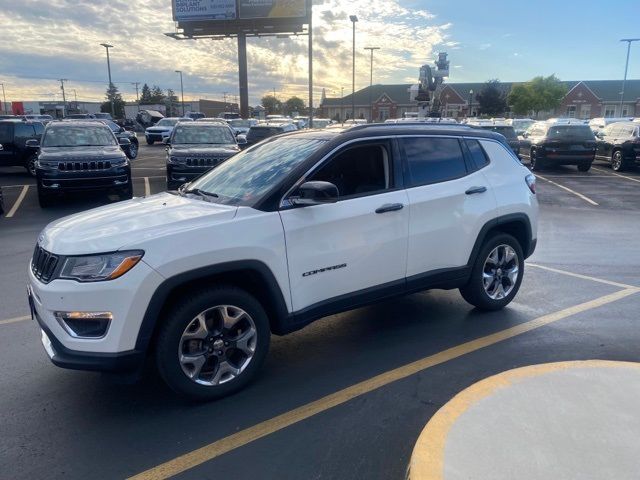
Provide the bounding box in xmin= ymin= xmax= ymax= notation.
xmin=238 ymin=0 xmax=306 ymax=19
xmin=173 ymin=0 xmax=237 ymax=21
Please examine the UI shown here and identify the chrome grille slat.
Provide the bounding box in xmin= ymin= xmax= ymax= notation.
xmin=31 ymin=245 xmax=59 ymax=283
xmin=185 ymin=157 xmax=224 ymax=167
xmin=58 ymin=161 xmax=112 ymax=171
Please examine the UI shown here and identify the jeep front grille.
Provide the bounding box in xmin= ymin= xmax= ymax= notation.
xmin=31 ymin=245 xmax=59 ymax=283
xmin=185 ymin=158 xmax=224 ymax=167
xmin=58 ymin=161 xmax=112 ymax=171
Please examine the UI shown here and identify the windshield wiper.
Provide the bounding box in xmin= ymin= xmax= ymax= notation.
xmin=179 ymin=186 xmax=219 ymax=200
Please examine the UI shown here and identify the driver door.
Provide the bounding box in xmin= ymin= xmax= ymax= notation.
xmin=279 ymin=140 xmax=409 ymax=313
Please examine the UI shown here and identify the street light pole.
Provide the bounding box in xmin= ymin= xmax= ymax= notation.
xmin=0 ymin=83 xmax=6 ymax=115
xmin=468 ymin=89 xmax=474 ymax=118
xmin=364 ymin=47 xmax=380 ymax=123
xmin=100 ymin=43 xmax=115 ymax=117
xmin=350 ymin=15 xmax=358 ymax=121
xmin=341 ymin=86 xmax=344 ymax=123
xmin=132 ymin=82 xmax=140 ymax=110
xmin=175 ymin=70 xmax=185 ymax=116
xmin=619 ymin=38 xmax=640 ymax=116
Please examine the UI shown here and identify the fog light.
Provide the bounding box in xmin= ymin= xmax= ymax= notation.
xmin=55 ymin=311 xmax=112 ymax=338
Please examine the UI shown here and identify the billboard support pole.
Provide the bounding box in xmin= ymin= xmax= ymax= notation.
xmin=308 ymin=0 xmax=313 ymax=126
xmin=238 ymin=32 xmax=249 ymax=119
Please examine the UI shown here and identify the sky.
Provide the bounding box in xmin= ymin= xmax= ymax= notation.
xmin=0 ymin=0 xmax=637 ymax=106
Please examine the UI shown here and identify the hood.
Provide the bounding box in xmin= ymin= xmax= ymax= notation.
xmin=146 ymin=126 xmax=173 ymax=133
xmin=39 ymin=145 xmax=126 ymax=161
xmin=169 ymin=144 xmax=239 ymax=156
xmin=40 ymin=192 xmax=238 ymax=255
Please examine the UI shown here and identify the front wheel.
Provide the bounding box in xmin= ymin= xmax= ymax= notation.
xmin=530 ymin=149 xmax=544 ymax=171
xmin=146 ymin=138 xmax=154 ymax=146
xmin=37 ymin=185 xmax=54 ymax=208
xmin=577 ymin=161 xmax=592 ymax=172
xmin=460 ymin=233 xmax=524 ymax=311
xmin=26 ymin=155 xmax=38 ymax=177
xmin=119 ymin=178 xmax=133 ymax=200
xmin=611 ymin=150 xmax=625 ymax=172
xmin=156 ymin=286 xmax=271 ymax=401
xmin=127 ymin=140 xmax=139 ymax=159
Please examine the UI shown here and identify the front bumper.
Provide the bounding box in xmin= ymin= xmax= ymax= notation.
xmin=28 ymin=259 xmax=165 ymax=371
xmin=539 ymin=151 xmax=595 ymax=165
xmin=145 ymin=132 xmax=169 ymax=142
xmin=37 ymin=165 xmax=131 ymax=192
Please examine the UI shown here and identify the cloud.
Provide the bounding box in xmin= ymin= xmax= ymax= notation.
xmin=479 ymin=43 xmax=492 ymax=50
xmin=1 ymin=0 xmax=456 ymax=106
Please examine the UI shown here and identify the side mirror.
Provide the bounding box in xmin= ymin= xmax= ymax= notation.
xmin=163 ymin=137 xmax=171 ymax=145
xmin=292 ymin=181 xmax=339 ymax=206
xmin=26 ymin=139 xmax=40 ymax=148
xmin=236 ymin=135 xmax=247 ymax=146
xmin=118 ymin=137 xmax=131 ymax=146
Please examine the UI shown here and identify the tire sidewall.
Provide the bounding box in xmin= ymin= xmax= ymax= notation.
xmin=156 ymin=286 xmax=271 ymax=401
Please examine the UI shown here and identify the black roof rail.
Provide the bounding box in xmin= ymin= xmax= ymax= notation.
xmin=347 ymin=121 xmax=471 ymax=132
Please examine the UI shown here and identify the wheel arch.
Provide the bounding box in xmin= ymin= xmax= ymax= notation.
xmin=467 ymin=214 xmax=534 ymax=268
xmin=135 ymin=260 xmax=291 ymax=354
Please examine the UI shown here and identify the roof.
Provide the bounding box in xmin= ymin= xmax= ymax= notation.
xmin=320 ymin=80 xmax=640 ymax=106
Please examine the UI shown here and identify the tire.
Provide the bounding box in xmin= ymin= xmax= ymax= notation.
xmin=25 ymin=155 xmax=38 ymax=177
xmin=156 ymin=286 xmax=271 ymax=401
xmin=530 ymin=148 xmax=544 ymax=171
xmin=119 ymin=178 xmax=133 ymax=200
xmin=577 ymin=161 xmax=592 ymax=172
xmin=37 ymin=185 xmax=54 ymax=208
xmin=611 ymin=150 xmax=625 ymax=172
xmin=459 ymin=233 xmax=524 ymax=311
xmin=146 ymin=138 xmax=154 ymax=146
xmin=127 ymin=140 xmax=139 ymax=159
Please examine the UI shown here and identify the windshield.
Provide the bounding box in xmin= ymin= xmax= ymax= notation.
xmin=104 ymin=120 xmax=121 ymax=132
xmin=173 ymin=125 xmax=236 ymax=144
xmin=157 ymin=119 xmax=179 ymax=127
xmin=547 ymin=125 xmax=595 ymax=140
xmin=42 ymin=126 xmax=117 ymax=147
xmin=187 ymin=137 xmax=326 ymax=206
xmin=480 ymin=126 xmax=517 ymax=139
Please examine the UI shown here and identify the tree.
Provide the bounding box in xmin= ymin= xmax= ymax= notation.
xmin=508 ymin=75 xmax=567 ymax=117
xmin=100 ymin=84 xmax=125 ymax=118
xmin=140 ymin=83 xmax=152 ymax=104
xmin=475 ymin=79 xmax=507 ymax=116
xmin=284 ymin=96 xmax=305 ymax=116
xmin=261 ymin=95 xmax=282 ymax=115
xmin=149 ymin=85 xmax=166 ymax=104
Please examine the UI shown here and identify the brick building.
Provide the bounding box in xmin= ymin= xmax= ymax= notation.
xmin=319 ymin=80 xmax=640 ymax=121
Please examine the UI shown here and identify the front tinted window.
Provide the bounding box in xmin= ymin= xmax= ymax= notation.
xmin=188 ymin=137 xmax=326 ymax=206
xmin=33 ymin=123 xmax=44 ymax=136
xmin=42 ymin=126 xmax=117 ymax=147
xmin=546 ymin=125 xmax=595 ymax=140
xmin=403 ymin=137 xmax=467 ymax=186
xmin=0 ymin=124 xmax=12 ymax=143
xmin=104 ymin=120 xmax=120 ymax=132
xmin=173 ymin=125 xmax=235 ymax=144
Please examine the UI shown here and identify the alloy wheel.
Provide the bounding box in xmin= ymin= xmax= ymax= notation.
xmin=612 ymin=151 xmax=623 ymax=171
xmin=482 ymin=244 xmax=520 ymax=300
xmin=178 ymin=305 xmax=257 ymax=386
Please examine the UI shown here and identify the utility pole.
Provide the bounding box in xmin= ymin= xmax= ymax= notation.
xmin=341 ymin=86 xmax=344 ymax=123
xmin=132 ymin=82 xmax=140 ymax=110
xmin=223 ymin=91 xmax=228 ymax=111
xmin=100 ymin=43 xmax=115 ymax=117
xmin=175 ymin=71 xmax=185 ymax=116
xmin=619 ymin=38 xmax=640 ymax=116
xmin=364 ymin=47 xmax=380 ymax=122
xmin=0 ymin=83 xmax=6 ymax=115
xmin=349 ymin=15 xmax=358 ymax=121
xmin=59 ymin=79 xmax=68 ymax=117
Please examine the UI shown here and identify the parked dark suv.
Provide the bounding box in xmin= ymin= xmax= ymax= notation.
xmin=33 ymin=121 xmax=133 ymax=207
xmin=0 ymin=120 xmax=44 ymax=176
xmin=102 ymin=120 xmax=139 ymax=159
xmin=519 ymin=121 xmax=597 ymax=171
xmin=595 ymin=121 xmax=640 ymax=172
xmin=245 ymin=123 xmax=297 ymax=147
xmin=472 ymin=124 xmax=520 ymax=155
xmin=166 ymin=121 xmax=240 ymax=190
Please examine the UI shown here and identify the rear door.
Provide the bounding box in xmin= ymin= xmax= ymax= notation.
xmin=280 ymin=139 xmax=409 ymax=312
xmin=0 ymin=123 xmax=15 ymax=166
xmin=401 ymin=136 xmax=498 ymax=281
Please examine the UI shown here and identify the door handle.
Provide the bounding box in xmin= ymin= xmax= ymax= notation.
xmin=465 ymin=186 xmax=487 ymax=195
xmin=375 ymin=203 xmax=404 ymax=214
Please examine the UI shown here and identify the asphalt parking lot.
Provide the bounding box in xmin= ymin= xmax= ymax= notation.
xmin=1 ymin=140 xmax=640 ymax=479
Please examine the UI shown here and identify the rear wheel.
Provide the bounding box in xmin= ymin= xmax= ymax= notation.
xmin=611 ymin=150 xmax=625 ymax=172
xmin=156 ymin=286 xmax=270 ymax=401
xmin=460 ymin=233 xmax=524 ymax=311
xmin=577 ymin=162 xmax=592 ymax=172
xmin=146 ymin=138 xmax=154 ymax=146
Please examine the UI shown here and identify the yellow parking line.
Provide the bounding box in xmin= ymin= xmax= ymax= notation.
xmin=144 ymin=177 xmax=151 ymax=197
xmin=527 ymin=263 xmax=637 ymax=289
xmin=127 ymin=287 xmax=639 ymax=480
xmin=408 ymin=360 xmax=640 ymax=480
xmin=535 ymin=174 xmax=598 ymax=206
xmin=592 ymin=166 xmax=640 ymax=184
xmin=0 ymin=315 xmax=30 ymax=326
xmin=5 ymin=185 xmax=29 ymax=218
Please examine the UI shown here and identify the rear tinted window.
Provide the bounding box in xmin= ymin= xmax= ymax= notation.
xmin=480 ymin=126 xmax=517 ymax=139
xmin=465 ymin=139 xmax=490 ymax=169
xmin=402 ymin=137 xmax=467 ymax=186
xmin=15 ymin=124 xmax=35 ymax=137
xmin=546 ymin=125 xmax=594 ymax=140
xmin=0 ymin=123 xmax=12 ymax=143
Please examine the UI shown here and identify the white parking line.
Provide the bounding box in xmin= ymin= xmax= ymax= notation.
xmin=144 ymin=177 xmax=151 ymax=196
xmin=0 ymin=183 xmax=33 ymax=189
xmin=592 ymin=167 xmax=640 ymax=184
xmin=5 ymin=185 xmax=30 ymax=218
xmin=0 ymin=315 xmax=30 ymax=326
xmin=535 ymin=174 xmax=598 ymax=206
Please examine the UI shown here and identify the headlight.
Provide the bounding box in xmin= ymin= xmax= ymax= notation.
xmin=59 ymin=250 xmax=144 ymax=282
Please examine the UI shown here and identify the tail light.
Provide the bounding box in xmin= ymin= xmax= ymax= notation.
xmin=525 ymin=174 xmax=536 ymax=194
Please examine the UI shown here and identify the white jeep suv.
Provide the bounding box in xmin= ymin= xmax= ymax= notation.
xmin=28 ymin=125 xmax=538 ymax=400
